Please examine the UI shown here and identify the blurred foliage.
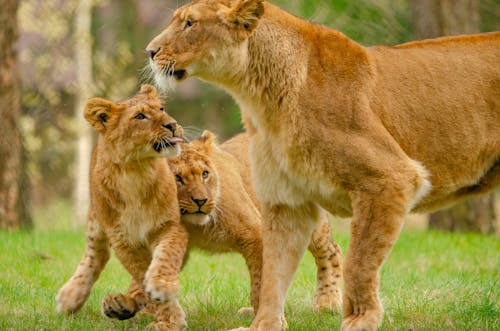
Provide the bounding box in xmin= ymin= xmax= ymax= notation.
xmin=16 ymin=0 xmax=499 ymax=217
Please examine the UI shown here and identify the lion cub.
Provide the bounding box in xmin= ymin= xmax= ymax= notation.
xmin=98 ymin=130 xmax=342 ymax=329
xmin=56 ymin=84 xmax=189 ymax=330
xmin=168 ymin=131 xmax=343 ymax=315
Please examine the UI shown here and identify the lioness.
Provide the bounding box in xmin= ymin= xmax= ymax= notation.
xmin=56 ymin=85 xmax=189 ymax=330
xmin=146 ymin=1 xmax=500 ymax=330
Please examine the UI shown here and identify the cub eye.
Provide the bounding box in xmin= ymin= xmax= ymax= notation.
xmin=134 ymin=113 xmax=146 ymax=120
xmin=159 ymin=107 xmax=165 ymax=112
xmin=184 ymin=19 xmax=193 ymax=30
xmin=202 ymin=170 xmax=209 ymax=179
xmin=175 ymin=174 xmax=184 ymax=184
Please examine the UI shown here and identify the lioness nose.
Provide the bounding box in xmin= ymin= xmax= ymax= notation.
xmin=163 ymin=122 xmax=177 ymax=133
xmin=146 ymin=47 xmax=160 ymax=59
xmin=192 ymin=197 xmax=207 ymax=207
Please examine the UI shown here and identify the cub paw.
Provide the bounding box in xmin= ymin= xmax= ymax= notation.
xmin=101 ymin=293 xmax=140 ymax=320
xmin=147 ymin=320 xmax=187 ymax=331
xmin=237 ymin=307 xmax=254 ymax=315
xmin=55 ymin=282 xmax=91 ymax=313
xmin=312 ymin=291 xmax=342 ymax=312
xmin=145 ymin=277 xmax=179 ymax=302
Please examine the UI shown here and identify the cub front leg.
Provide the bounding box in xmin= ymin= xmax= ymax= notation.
xmin=56 ymin=211 xmax=110 ymax=313
xmin=308 ymin=213 xmax=343 ymax=312
xmin=144 ymin=221 xmax=188 ymax=302
xmin=147 ymin=299 xmax=187 ymax=331
xmin=238 ymin=238 xmax=263 ymax=316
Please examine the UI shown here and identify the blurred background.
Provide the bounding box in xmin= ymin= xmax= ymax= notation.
xmin=0 ymin=0 xmax=499 ymax=232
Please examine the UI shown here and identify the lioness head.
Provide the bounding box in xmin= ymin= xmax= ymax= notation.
xmin=168 ymin=131 xmax=220 ymax=226
xmin=146 ymin=0 xmax=264 ymax=89
xmin=84 ymin=84 xmax=183 ymax=161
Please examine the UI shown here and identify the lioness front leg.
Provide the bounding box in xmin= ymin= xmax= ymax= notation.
xmin=56 ymin=211 xmax=110 ymax=313
xmin=308 ymin=214 xmax=343 ymax=312
xmin=231 ymin=203 xmax=319 ymax=331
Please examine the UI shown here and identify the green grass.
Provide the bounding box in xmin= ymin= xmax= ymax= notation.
xmin=0 ymin=216 xmax=498 ymax=330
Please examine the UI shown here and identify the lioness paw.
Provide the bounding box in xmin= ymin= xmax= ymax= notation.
xmin=145 ymin=277 xmax=179 ymax=302
xmin=341 ymin=309 xmax=382 ymax=331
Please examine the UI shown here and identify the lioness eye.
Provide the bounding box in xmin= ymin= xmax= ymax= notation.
xmin=134 ymin=113 xmax=146 ymax=120
xmin=184 ymin=19 xmax=193 ymax=30
xmin=160 ymin=107 xmax=165 ymax=112
xmin=202 ymin=170 xmax=209 ymax=179
xmin=175 ymin=174 xmax=184 ymax=184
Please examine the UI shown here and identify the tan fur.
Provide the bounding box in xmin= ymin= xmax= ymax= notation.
xmin=172 ymin=131 xmax=343 ymax=314
xmin=56 ymin=85 xmax=189 ymax=331
xmin=146 ymin=1 xmax=500 ymax=330
xmin=109 ymin=131 xmax=343 ymax=324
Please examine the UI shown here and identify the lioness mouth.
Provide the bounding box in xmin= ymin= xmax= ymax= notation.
xmin=153 ymin=136 xmax=183 ymax=152
xmin=172 ymin=70 xmax=186 ymax=80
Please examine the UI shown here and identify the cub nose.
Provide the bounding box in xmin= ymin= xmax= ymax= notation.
xmin=192 ymin=197 xmax=207 ymax=207
xmin=163 ymin=122 xmax=177 ymax=133
xmin=146 ymin=47 xmax=160 ymax=60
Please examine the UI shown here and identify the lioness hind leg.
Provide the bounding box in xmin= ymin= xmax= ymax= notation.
xmin=56 ymin=211 xmax=110 ymax=313
xmin=308 ymin=213 xmax=343 ymax=312
xmin=342 ymin=166 xmax=427 ymax=331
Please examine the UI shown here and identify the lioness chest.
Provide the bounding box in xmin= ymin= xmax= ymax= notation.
xmin=248 ymin=129 xmax=352 ymax=216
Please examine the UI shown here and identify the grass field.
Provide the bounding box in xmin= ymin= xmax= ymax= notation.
xmin=0 ymin=203 xmax=498 ymax=330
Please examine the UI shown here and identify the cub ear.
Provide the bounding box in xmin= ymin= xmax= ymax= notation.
xmin=220 ymin=0 xmax=264 ymax=34
xmin=199 ymin=130 xmax=217 ymax=154
xmin=140 ymin=84 xmax=158 ymax=98
xmin=83 ymin=98 xmax=116 ymax=133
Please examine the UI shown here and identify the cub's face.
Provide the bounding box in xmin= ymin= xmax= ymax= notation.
xmin=84 ymin=84 xmax=183 ymax=161
xmin=146 ymin=0 xmax=264 ymax=90
xmin=168 ymin=132 xmax=220 ymax=226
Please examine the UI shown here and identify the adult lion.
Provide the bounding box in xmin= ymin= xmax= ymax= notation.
xmin=146 ymin=1 xmax=500 ymax=330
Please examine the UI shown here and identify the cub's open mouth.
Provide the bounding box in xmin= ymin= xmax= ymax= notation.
xmin=153 ymin=136 xmax=183 ymax=152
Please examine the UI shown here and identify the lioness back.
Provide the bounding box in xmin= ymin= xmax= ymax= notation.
xmin=370 ymin=33 xmax=500 ymax=210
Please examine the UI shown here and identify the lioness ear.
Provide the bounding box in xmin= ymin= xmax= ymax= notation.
xmin=199 ymin=130 xmax=217 ymax=154
xmin=84 ymin=98 xmax=116 ymax=133
xmin=221 ymin=0 xmax=264 ymax=34
xmin=140 ymin=84 xmax=158 ymax=98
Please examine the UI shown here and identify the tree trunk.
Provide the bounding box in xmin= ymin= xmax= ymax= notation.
xmin=410 ymin=0 xmax=497 ymax=234
xmin=73 ymin=0 xmax=94 ymax=227
xmin=0 ymin=0 xmax=28 ymax=230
